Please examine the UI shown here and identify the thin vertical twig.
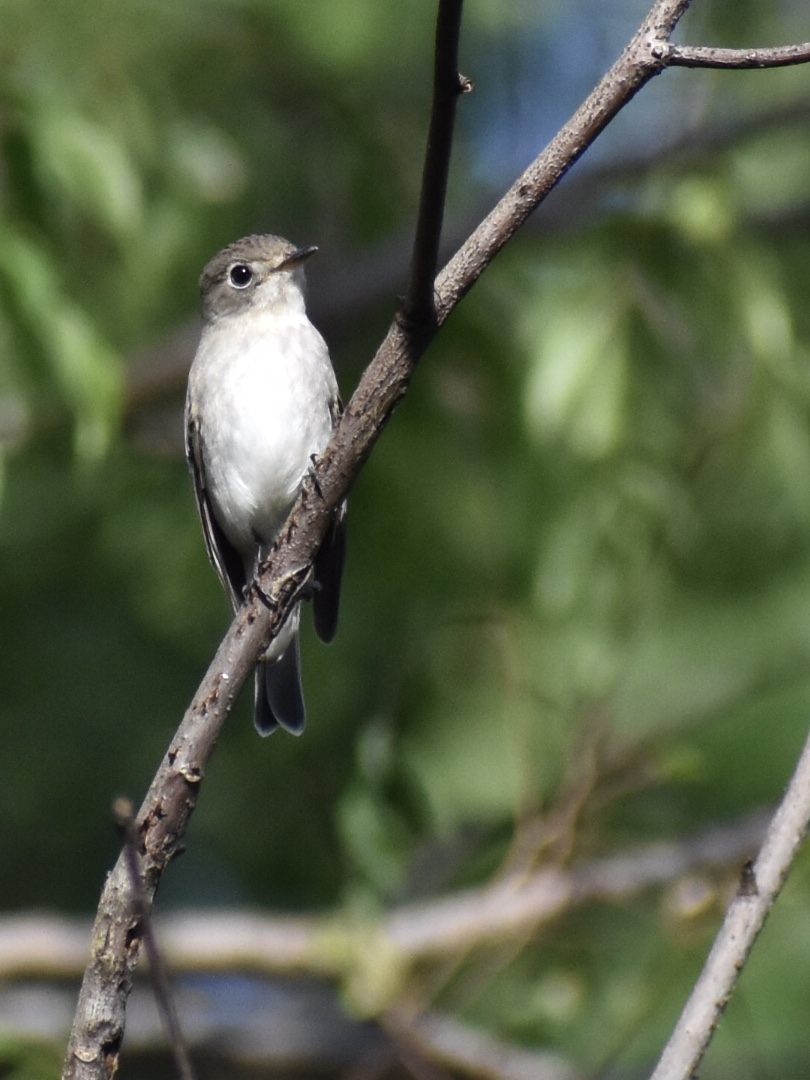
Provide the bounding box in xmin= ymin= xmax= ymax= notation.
xmin=406 ymin=0 xmax=469 ymax=326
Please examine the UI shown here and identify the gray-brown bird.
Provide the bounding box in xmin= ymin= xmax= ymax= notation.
xmin=185 ymin=234 xmax=345 ymax=735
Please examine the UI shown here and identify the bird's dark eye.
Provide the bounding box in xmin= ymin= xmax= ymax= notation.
xmin=229 ymin=264 xmax=253 ymax=288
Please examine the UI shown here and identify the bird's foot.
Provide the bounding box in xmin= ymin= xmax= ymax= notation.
xmin=250 ymin=563 xmax=313 ymax=611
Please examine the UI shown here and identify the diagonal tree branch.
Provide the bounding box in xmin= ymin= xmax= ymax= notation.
xmin=62 ymin=1 xmax=810 ymax=1077
xmin=649 ymin=727 xmax=810 ymax=1080
xmin=115 ymin=799 xmax=196 ymax=1080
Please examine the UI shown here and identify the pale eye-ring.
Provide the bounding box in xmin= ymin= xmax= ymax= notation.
xmin=229 ymin=264 xmax=253 ymax=288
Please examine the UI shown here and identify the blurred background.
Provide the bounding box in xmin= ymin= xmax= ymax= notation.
xmin=3 ymin=0 xmax=810 ymax=1076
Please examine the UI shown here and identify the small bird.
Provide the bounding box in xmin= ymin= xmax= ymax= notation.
xmin=185 ymin=234 xmax=345 ymax=735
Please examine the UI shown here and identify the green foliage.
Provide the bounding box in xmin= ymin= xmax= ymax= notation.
xmin=3 ymin=0 xmax=810 ymax=1075
xmin=0 ymin=1036 xmax=61 ymax=1080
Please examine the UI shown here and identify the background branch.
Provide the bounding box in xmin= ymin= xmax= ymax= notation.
xmin=395 ymin=1011 xmax=578 ymax=1080
xmin=0 ymin=813 xmax=765 ymax=982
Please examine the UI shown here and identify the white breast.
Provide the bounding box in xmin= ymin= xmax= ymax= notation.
xmin=189 ymin=307 xmax=337 ymax=557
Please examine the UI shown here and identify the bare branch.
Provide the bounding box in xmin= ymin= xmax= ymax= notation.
xmin=650 ymin=728 xmax=810 ymax=1080
xmin=383 ymin=812 xmax=765 ymax=962
xmin=649 ymin=0 xmax=694 ymax=37
xmin=61 ymin=576 xmax=289 ymax=1079
xmin=407 ymin=0 xmax=469 ymax=325
xmin=393 ymin=1011 xmax=578 ymax=1080
xmin=666 ymin=41 xmax=810 ymax=69
xmin=1 ymin=813 xmax=762 ymax=983
xmin=114 ymin=800 xmax=196 ymax=1080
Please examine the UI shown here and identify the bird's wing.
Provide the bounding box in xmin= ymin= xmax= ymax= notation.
xmin=312 ymin=499 xmax=346 ymax=643
xmin=185 ymin=404 xmax=246 ymax=611
xmin=312 ymin=394 xmax=346 ymax=643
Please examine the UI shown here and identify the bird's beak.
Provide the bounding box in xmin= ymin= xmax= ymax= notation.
xmin=277 ymin=245 xmax=318 ymax=271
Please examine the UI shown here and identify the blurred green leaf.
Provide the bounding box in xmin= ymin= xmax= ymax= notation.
xmin=0 ymin=227 xmax=122 ymax=458
xmin=524 ymin=279 xmax=628 ymax=458
xmin=0 ymin=1036 xmax=61 ymax=1080
xmin=31 ymin=111 xmax=143 ymax=238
